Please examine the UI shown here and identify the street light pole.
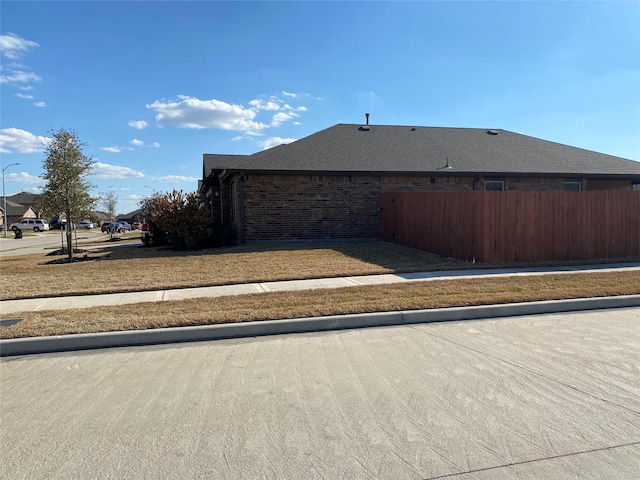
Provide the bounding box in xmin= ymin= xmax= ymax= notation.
xmin=2 ymin=163 xmax=21 ymax=238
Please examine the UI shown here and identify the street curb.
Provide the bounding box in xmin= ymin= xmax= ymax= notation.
xmin=1 ymin=295 xmax=639 ymax=357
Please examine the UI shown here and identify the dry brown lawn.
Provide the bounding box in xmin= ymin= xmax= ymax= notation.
xmin=1 ymin=240 xmax=478 ymax=300
xmin=1 ymin=240 xmax=638 ymax=339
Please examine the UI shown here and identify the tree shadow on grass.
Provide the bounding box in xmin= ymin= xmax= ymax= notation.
xmin=42 ymin=248 xmax=102 ymax=265
xmin=83 ymin=238 xmax=472 ymax=273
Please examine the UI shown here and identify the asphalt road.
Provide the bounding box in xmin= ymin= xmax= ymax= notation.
xmin=1 ymin=308 xmax=639 ymax=479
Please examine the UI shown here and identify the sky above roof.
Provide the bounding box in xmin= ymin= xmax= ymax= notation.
xmin=1 ymin=1 xmax=638 ymax=214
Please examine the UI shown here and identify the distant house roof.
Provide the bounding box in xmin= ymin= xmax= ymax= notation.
xmin=203 ymin=124 xmax=640 ymax=179
xmin=94 ymin=210 xmax=111 ymax=221
xmin=7 ymin=192 xmax=41 ymax=207
xmin=116 ymin=208 xmax=143 ymax=221
xmin=1 ymin=199 xmax=36 ymax=217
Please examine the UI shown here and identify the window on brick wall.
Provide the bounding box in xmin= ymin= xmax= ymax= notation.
xmin=632 ymin=182 xmax=640 ymax=191
xmin=563 ymin=182 xmax=581 ymax=191
xmin=484 ymin=180 xmax=504 ymax=191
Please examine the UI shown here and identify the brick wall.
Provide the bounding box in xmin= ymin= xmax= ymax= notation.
xmin=236 ymin=174 xmax=474 ymax=241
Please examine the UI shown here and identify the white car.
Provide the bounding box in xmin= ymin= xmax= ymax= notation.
xmin=75 ymin=221 xmax=95 ymax=229
xmin=10 ymin=219 xmax=50 ymax=232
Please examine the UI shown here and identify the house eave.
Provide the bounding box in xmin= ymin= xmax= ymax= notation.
xmin=208 ymin=168 xmax=640 ymax=181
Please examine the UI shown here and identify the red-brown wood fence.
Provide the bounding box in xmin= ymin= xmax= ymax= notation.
xmin=381 ymin=191 xmax=640 ymax=263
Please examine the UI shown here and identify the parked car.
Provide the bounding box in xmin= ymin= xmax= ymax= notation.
xmin=132 ymin=222 xmax=142 ymax=230
xmin=102 ymin=222 xmax=128 ymax=234
xmin=10 ymin=219 xmax=50 ymax=232
xmin=50 ymin=219 xmax=67 ymax=230
xmin=100 ymin=222 xmax=120 ymax=232
xmin=75 ymin=221 xmax=95 ymax=229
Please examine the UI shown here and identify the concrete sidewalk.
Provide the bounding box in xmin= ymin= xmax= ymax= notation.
xmin=2 ymin=262 xmax=639 ymax=315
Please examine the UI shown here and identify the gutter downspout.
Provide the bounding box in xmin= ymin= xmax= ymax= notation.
xmin=207 ymin=170 xmax=215 ymax=223
xmin=218 ymin=173 xmax=224 ymax=223
xmin=239 ymin=172 xmax=246 ymax=243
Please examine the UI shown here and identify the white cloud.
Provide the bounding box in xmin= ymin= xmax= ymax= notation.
xmin=151 ymin=142 xmax=160 ymax=148
xmin=100 ymin=146 xmax=121 ymax=153
xmin=157 ymin=175 xmax=199 ymax=183
xmin=15 ymin=93 xmax=33 ymax=99
xmin=6 ymin=171 xmax=42 ymax=184
xmin=147 ymin=95 xmax=267 ymax=133
xmin=271 ymin=111 xmax=296 ymax=127
xmin=91 ymin=162 xmax=145 ymax=179
xmin=259 ymin=137 xmax=297 ymax=150
xmin=130 ymin=139 xmax=144 ymax=146
xmin=232 ymin=136 xmax=244 ymax=141
xmin=18 ymin=85 xmax=33 ymax=91
xmin=146 ymin=93 xmax=311 ymax=133
xmin=0 ymin=127 xmax=49 ymax=153
xmin=0 ymin=69 xmax=41 ymax=84
xmin=128 ymin=120 xmax=148 ymax=129
xmin=33 ymin=101 xmax=46 ymax=108
xmin=248 ymin=99 xmax=280 ymax=111
xmin=0 ymin=33 xmax=39 ymax=60
xmin=282 ymin=104 xmax=307 ymax=112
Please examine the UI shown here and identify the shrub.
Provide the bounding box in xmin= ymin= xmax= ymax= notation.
xmin=139 ymin=189 xmax=228 ymax=250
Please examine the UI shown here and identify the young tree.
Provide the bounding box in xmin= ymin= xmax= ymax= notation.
xmin=100 ymin=188 xmax=118 ymax=221
xmin=40 ymin=128 xmax=96 ymax=262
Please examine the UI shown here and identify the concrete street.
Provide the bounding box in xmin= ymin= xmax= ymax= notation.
xmin=1 ymin=307 xmax=639 ymax=479
xmin=0 ymin=230 xmax=111 ymax=258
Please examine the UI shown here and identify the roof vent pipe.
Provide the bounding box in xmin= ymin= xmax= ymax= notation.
xmin=365 ymin=113 xmax=370 ymax=125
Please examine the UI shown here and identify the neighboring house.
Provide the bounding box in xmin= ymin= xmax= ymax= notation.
xmin=1 ymin=199 xmax=37 ymax=229
xmin=117 ymin=209 xmax=144 ymax=224
xmin=6 ymin=192 xmax=41 ymax=218
xmin=93 ymin=210 xmax=111 ymax=225
xmin=201 ymin=123 xmax=640 ymax=243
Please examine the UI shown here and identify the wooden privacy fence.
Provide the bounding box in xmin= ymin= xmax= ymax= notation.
xmin=381 ymin=191 xmax=640 ymax=263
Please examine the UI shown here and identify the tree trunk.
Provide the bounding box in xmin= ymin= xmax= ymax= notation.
xmin=66 ymin=217 xmax=73 ymax=262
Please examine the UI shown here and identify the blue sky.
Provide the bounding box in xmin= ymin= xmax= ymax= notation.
xmin=1 ymin=1 xmax=639 ymax=214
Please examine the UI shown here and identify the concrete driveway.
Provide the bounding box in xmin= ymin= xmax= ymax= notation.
xmin=1 ymin=308 xmax=639 ymax=479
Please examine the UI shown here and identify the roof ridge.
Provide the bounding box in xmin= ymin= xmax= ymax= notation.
xmin=336 ymin=123 xmax=507 ymax=131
